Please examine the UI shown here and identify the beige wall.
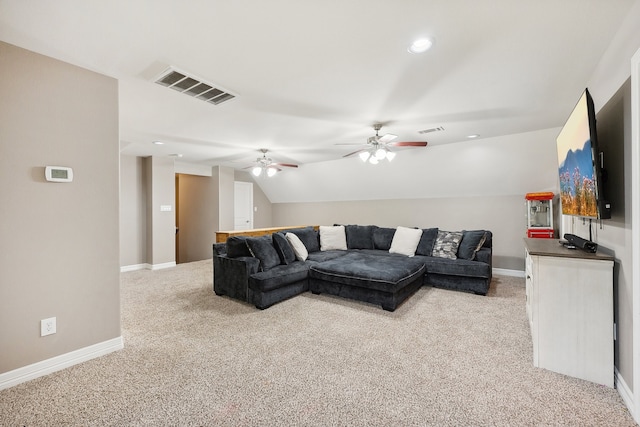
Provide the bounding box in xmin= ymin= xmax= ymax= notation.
xmin=145 ymin=156 xmax=176 ymax=267
xmin=120 ymin=155 xmax=147 ymax=267
xmin=272 ymin=195 xmax=525 ymax=271
xmin=0 ymin=42 xmax=120 ymax=373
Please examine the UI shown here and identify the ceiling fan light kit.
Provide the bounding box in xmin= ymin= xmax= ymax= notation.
xmin=345 ymin=124 xmax=426 ymax=165
xmin=247 ymin=149 xmax=298 ymax=177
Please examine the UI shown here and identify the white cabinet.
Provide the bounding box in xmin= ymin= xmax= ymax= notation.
xmin=524 ymin=238 xmax=614 ymax=387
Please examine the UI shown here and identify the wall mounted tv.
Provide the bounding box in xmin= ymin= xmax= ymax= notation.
xmin=556 ymin=88 xmax=611 ymax=220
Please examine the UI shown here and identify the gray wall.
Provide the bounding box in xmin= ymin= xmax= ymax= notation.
xmin=0 ymin=42 xmax=120 ymax=373
xmin=564 ymin=80 xmax=634 ymax=390
xmin=272 ymin=195 xmax=526 ymax=271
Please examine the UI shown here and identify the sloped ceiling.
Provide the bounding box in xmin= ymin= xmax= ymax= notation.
xmin=0 ymin=0 xmax=635 ymax=201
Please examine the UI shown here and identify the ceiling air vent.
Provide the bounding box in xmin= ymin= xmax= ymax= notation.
xmin=418 ymin=127 xmax=444 ymax=134
xmin=154 ymin=67 xmax=236 ymax=105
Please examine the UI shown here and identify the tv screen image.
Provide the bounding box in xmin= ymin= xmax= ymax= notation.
xmin=556 ymin=89 xmax=602 ymax=219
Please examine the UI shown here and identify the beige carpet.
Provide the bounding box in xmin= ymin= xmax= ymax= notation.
xmin=0 ymin=259 xmax=635 ymax=426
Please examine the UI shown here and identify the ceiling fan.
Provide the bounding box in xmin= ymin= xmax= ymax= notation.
xmin=245 ymin=149 xmax=299 ymax=177
xmin=340 ymin=124 xmax=428 ymax=164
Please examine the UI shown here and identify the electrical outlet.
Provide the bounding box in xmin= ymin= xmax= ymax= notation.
xmin=41 ymin=317 xmax=56 ymax=337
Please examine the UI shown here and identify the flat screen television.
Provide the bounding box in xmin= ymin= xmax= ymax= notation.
xmin=556 ymin=88 xmax=610 ymax=219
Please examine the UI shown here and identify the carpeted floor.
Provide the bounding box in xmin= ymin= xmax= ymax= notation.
xmin=0 ymin=259 xmax=635 ymax=426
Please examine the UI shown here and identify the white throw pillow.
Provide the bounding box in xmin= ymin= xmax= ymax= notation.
xmin=285 ymin=232 xmax=308 ymax=261
xmin=389 ymin=226 xmax=423 ymax=257
xmin=319 ymin=225 xmax=347 ymax=251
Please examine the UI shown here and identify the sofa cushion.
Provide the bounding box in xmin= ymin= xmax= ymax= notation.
xmin=249 ymin=261 xmax=310 ymax=292
xmin=389 ymin=226 xmax=423 ymax=257
xmin=286 ymin=232 xmax=309 ymax=261
xmin=226 ymin=236 xmax=251 ymax=258
xmin=345 ymin=225 xmax=376 ymax=249
xmin=320 ymin=225 xmax=347 ymax=251
xmin=309 ymin=252 xmax=426 ymax=293
xmin=415 ymin=228 xmax=439 ymax=256
xmin=373 ymin=227 xmax=396 ymax=250
xmin=272 ymin=232 xmax=296 ymax=265
xmin=458 ymin=230 xmax=487 ymax=260
xmin=432 ymin=230 xmax=464 ymax=259
xmin=423 ymin=256 xmax=491 ymax=278
xmin=288 ymin=227 xmax=320 ymax=253
xmin=307 ymin=250 xmax=349 ymax=263
xmin=245 ymin=236 xmax=281 ymax=271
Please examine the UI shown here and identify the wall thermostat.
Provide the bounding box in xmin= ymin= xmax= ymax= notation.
xmin=45 ymin=166 xmax=73 ymax=182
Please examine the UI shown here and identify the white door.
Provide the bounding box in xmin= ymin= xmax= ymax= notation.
xmin=234 ymin=181 xmax=253 ymax=230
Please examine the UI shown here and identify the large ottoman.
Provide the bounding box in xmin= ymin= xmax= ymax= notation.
xmin=308 ymin=252 xmax=426 ymax=311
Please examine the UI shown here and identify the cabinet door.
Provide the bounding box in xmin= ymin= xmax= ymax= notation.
xmin=536 ymin=256 xmax=613 ymax=386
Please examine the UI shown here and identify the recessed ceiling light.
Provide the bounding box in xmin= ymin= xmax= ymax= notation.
xmin=152 ymin=141 xmax=164 ymax=145
xmin=408 ymin=37 xmax=434 ymax=54
xmin=467 ymin=134 xmax=480 ymax=139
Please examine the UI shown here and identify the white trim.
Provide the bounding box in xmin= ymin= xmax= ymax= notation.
xmin=120 ymin=263 xmax=150 ymax=272
xmin=630 ymin=46 xmax=640 ymax=425
xmin=150 ymin=261 xmax=176 ymax=270
xmin=120 ymin=262 xmax=176 ymax=272
xmin=493 ymin=268 xmax=525 ymax=278
xmin=0 ymin=336 xmax=124 ymax=391
xmin=616 ymin=367 xmax=635 ymax=419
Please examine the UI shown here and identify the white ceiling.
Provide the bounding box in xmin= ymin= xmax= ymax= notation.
xmin=0 ymin=0 xmax=635 ymax=169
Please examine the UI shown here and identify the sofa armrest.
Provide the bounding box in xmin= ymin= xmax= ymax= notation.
xmin=213 ymin=255 xmax=260 ymax=302
xmin=476 ymin=247 xmax=491 ymax=265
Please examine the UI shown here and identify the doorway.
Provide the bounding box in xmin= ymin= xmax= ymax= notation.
xmin=234 ymin=181 xmax=253 ymax=230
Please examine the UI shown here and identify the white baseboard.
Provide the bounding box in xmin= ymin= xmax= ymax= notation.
xmin=0 ymin=336 xmax=124 ymax=391
xmin=493 ymin=268 xmax=525 ymax=278
xmin=151 ymin=261 xmax=176 ymax=270
xmin=120 ymin=262 xmax=176 ymax=272
xmin=120 ymin=263 xmax=149 ymax=272
xmin=615 ymin=368 xmax=635 ymax=420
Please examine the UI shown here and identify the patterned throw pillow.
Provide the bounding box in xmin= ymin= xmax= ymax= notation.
xmin=432 ymin=230 xmax=464 ymax=259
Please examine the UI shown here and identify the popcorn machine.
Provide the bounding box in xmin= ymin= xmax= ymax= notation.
xmin=525 ymin=192 xmax=554 ymax=238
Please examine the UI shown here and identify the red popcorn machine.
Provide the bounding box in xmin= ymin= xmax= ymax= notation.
xmin=525 ymin=192 xmax=555 ymax=238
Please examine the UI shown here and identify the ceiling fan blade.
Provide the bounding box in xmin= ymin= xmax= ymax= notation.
xmin=387 ymin=141 xmax=428 ymax=147
xmin=378 ymin=133 xmax=397 ymax=143
xmin=273 ymin=163 xmax=299 ymax=168
xmin=335 ymin=142 xmax=368 ymax=146
xmin=343 ymin=149 xmax=367 ymax=158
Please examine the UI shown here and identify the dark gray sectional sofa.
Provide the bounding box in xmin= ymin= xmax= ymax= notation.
xmin=213 ymin=225 xmax=492 ymax=311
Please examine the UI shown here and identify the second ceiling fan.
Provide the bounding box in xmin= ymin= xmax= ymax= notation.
xmin=341 ymin=124 xmax=428 ymax=164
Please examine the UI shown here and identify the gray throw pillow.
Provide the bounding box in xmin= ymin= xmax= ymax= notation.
xmin=344 ymin=225 xmax=376 ymax=249
xmin=416 ymin=228 xmax=439 ymax=256
xmin=373 ymin=227 xmax=396 ymax=250
xmin=272 ymin=232 xmax=296 ymax=265
xmin=246 ymin=236 xmax=281 ymax=271
xmin=432 ymin=231 xmax=464 ymax=260
xmin=226 ymin=236 xmax=251 ymax=258
xmin=289 ymin=227 xmax=320 ymax=253
xmin=457 ymin=230 xmax=487 ymax=260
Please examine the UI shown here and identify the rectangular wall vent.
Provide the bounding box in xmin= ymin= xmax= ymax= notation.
xmin=154 ymin=67 xmax=236 ymax=105
xmin=418 ymin=126 xmax=444 ymax=134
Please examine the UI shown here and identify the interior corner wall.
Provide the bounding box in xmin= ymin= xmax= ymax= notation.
xmin=216 ymin=166 xmax=235 ymax=230
xmin=120 ymin=155 xmax=147 ymax=268
xmin=0 ymin=41 xmax=120 ymax=374
xmin=145 ymin=156 xmax=176 ymax=268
